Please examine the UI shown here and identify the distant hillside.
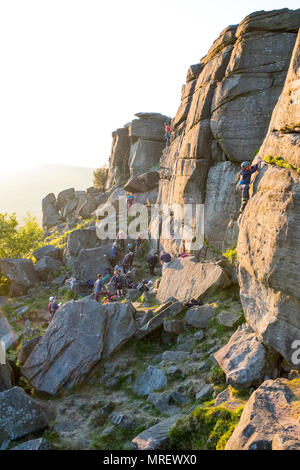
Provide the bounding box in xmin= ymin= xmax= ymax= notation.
xmin=0 ymin=164 xmax=95 ymax=225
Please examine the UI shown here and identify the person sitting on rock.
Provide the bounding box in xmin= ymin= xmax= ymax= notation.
xmin=160 ymin=251 xmax=172 ymax=271
xmin=238 ymin=158 xmax=262 ymax=213
xmin=111 ymin=269 xmax=123 ymax=298
xmin=94 ymin=273 xmax=111 ymax=302
xmin=122 ymin=251 xmax=134 ymax=274
xmin=147 ymin=253 xmax=158 ymax=275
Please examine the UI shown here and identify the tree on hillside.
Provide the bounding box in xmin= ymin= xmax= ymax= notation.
xmin=0 ymin=212 xmax=44 ymax=294
xmin=0 ymin=212 xmax=43 ymax=259
xmin=93 ymin=166 xmax=108 ymax=192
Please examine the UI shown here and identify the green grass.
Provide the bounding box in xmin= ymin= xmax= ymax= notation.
xmin=89 ymin=424 xmax=146 ymax=450
xmin=263 ymin=155 xmax=295 ymax=170
xmin=168 ymin=403 xmax=243 ymax=450
xmin=209 ymin=366 xmax=226 ymax=387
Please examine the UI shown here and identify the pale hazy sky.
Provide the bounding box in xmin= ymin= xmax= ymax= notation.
xmin=0 ymin=0 xmax=299 ymax=173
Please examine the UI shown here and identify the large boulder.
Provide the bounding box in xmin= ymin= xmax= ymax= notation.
xmin=64 ymin=227 xmax=98 ymax=260
xmin=42 ymin=193 xmax=63 ymax=230
xmin=0 ymin=259 xmax=39 ymax=296
xmin=72 ymin=246 xmax=112 ymax=281
xmin=132 ymin=414 xmax=180 ymax=450
xmin=123 ymin=171 xmax=160 ymax=193
xmin=0 ymin=386 xmax=53 ymax=443
xmin=128 ymin=113 xmax=167 ymax=142
xmin=185 ymin=305 xmax=218 ymax=329
xmin=226 ymin=378 xmax=300 ymax=450
xmin=135 ymin=301 xmax=184 ymax=339
xmin=17 ymin=337 xmax=41 ymax=366
xmin=34 ymin=256 xmax=63 ymax=282
xmin=22 ymin=298 xmax=137 ymax=395
xmin=33 ymin=245 xmax=62 ymax=261
xmin=133 ymin=366 xmax=167 ymax=396
xmin=56 ymin=188 xmax=78 ymax=218
xmin=128 ymin=139 xmax=165 ymax=177
xmin=157 ymin=257 xmax=231 ymax=304
xmin=214 ymin=324 xmax=278 ymax=390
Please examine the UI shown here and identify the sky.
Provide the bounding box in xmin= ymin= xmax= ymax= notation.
xmin=0 ymin=0 xmax=299 ymax=173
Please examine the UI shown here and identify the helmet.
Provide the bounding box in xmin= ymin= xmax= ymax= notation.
xmin=128 ymin=242 xmax=133 ymax=248
xmin=49 ymin=296 xmax=54 ymax=301
xmin=241 ymin=161 xmax=250 ymax=169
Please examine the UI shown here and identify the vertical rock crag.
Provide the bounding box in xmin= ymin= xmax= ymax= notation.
xmin=237 ymin=29 xmax=300 ymax=367
xmin=157 ymin=8 xmax=299 ymax=256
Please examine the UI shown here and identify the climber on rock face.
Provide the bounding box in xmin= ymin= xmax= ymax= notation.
xmin=238 ymin=158 xmax=262 ymax=213
xmin=164 ymin=122 xmax=174 ymax=147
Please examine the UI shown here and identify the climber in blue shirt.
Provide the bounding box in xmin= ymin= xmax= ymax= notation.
xmin=238 ymin=158 xmax=262 ymax=213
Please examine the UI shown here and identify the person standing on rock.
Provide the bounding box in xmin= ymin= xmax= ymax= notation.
xmin=48 ymin=296 xmax=54 ymax=321
xmin=49 ymin=297 xmax=59 ymax=323
xmin=111 ymin=269 xmax=123 ymax=298
xmin=238 ymin=158 xmax=262 ymax=213
xmin=94 ymin=273 xmax=111 ymax=302
xmin=122 ymin=251 xmax=134 ymax=274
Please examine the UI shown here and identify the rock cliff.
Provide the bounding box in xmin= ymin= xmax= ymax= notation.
xmin=157 ymin=8 xmax=299 ymax=255
xmin=237 ymin=29 xmax=300 ymax=368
